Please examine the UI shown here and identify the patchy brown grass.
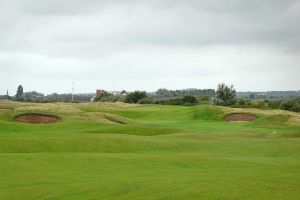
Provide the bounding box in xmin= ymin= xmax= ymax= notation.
xmin=13 ymin=113 xmax=60 ymax=124
xmin=224 ymin=113 xmax=256 ymax=121
xmin=221 ymin=106 xmax=300 ymax=124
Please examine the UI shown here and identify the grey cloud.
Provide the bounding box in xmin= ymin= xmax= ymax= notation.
xmin=1 ymin=1 xmax=299 ymax=54
xmin=0 ymin=0 xmax=299 ymax=94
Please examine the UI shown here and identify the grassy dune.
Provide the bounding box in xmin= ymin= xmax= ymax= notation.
xmin=0 ymin=100 xmax=300 ymax=199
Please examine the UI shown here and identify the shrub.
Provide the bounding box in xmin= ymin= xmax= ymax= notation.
xmin=251 ymin=100 xmax=268 ymax=108
xmin=181 ymin=95 xmax=198 ymax=105
xmin=115 ymin=95 xmax=126 ymax=102
xmin=156 ymin=98 xmax=182 ymax=105
xmin=125 ymin=91 xmax=148 ymax=104
xmin=212 ymin=98 xmax=224 ymax=106
xmin=265 ymin=100 xmax=281 ymax=109
xmin=214 ymin=83 xmax=236 ymax=106
xmin=280 ymin=99 xmax=300 ymax=112
xmin=156 ymin=96 xmax=198 ymax=106
xmin=199 ymin=96 xmax=211 ymax=101
xmin=233 ymin=99 xmax=268 ymax=108
xmin=236 ymin=98 xmax=246 ymax=105
xmin=94 ymin=91 xmax=116 ymax=102
xmin=138 ymin=97 xmax=153 ymax=104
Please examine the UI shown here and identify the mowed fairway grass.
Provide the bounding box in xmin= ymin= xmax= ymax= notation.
xmin=0 ymin=100 xmax=300 ymax=200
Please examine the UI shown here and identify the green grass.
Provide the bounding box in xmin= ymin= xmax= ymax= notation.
xmin=0 ymin=101 xmax=300 ymax=199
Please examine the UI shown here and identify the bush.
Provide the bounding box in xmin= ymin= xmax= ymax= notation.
xmin=155 ymin=98 xmax=182 ymax=105
xmin=213 ymin=97 xmax=236 ymax=106
xmin=214 ymin=83 xmax=236 ymax=106
xmin=265 ymin=100 xmax=281 ymax=109
xmin=15 ymin=98 xmax=24 ymax=102
xmin=280 ymin=99 xmax=300 ymax=112
xmin=138 ymin=97 xmax=153 ymax=104
xmin=115 ymin=95 xmax=126 ymax=102
xmin=232 ymin=99 xmax=268 ymax=109
xmin=94 ymin=91 xmax=119 ymax=102
xmin=251 ymin=100 xmax=268 ymax=108
xmin=212 ymin=98 xmax=224 ymax=106
xmin=125 ymin=91 xmax=148 ymax=104
xmin=181 ymin=95 xmax=198 ymax=105
xmin=236 ymin=98 xmax=246 ymax=105
xmin=199 ymin=96 xmax=211 ymax=101
xmin=155 ymin=96 xmax=198 ymax=106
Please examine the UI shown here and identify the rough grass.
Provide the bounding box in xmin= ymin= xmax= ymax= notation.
xmin=0 ymin=100 xmax=300 ymax=200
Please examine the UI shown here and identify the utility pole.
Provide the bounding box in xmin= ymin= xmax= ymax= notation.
xmin=72 ymin=82 xmax=74 ymax=102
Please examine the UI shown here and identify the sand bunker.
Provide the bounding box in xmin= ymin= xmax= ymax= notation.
xmin=13 ymin=113 xmax=60 ymax=124
xmin=224 ymin=113 xmax=256 ymax=121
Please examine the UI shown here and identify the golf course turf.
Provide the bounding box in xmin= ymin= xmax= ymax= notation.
xmin=0 ymin=100 xmax=299 ymax=199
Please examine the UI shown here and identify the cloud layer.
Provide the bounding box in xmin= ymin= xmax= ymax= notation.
xmin=1 ymin=0 xmax=299 ymax=94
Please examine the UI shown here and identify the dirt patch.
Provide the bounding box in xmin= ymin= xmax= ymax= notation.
xmin=224 ymin=113 xmax=256 ymax=122
xmin=13 ymin=113 xmax=60 ymax=124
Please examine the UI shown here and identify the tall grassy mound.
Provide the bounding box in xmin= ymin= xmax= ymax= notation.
xmin=0 ymin=100 xmax=300 ymax=200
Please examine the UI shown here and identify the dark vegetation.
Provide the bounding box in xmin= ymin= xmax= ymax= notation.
xmin=155 ymin=88 xmax=215 ymax=97
xmin=155 ymin=95 xmax=198 ymax=105
xmin=124 ymin=91 xmax=148 ymax=103
xmin=7 ymin=85 xmax=95 ymax=103
xmin=213 ymin=83 xmax=236 ymax=106
xmin=280 ymin=99 xmax=300 ymax=112
xmin=15 ymin=85 xmax=24 ymax=101
xmin=3 ymin=84 xmax=300 ymax=112
xmin=94 ymin=91 xmax=125 ymax=102
xmin=237 ymin=90 xmax=300 ymax=100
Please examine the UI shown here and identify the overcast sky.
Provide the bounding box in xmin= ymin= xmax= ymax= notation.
xmin=0 ymin=0 xmax=299 ymax=94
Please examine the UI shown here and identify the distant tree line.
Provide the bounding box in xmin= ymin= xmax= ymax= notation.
xmin=213 ymin=83 xmax=300 ymax=112
xmin=237 ymin=91 xmax=300 ymax=100
xmin=279 ymin=99 xmax=300 ymax=112
xmin=2 ymin=84 xmax=299 ymax=113
xmin=155 ymin=88 xmax=215 ymax=98
xmin=94 ymin=90 xmax=203 ymax=106
xmin=6 ymin=85 xmax=94 ymax=103
xmin=94 ymin=91 xmax=150 ymax=104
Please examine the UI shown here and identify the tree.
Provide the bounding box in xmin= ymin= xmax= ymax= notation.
xmin=137 ymin=97 xmax=153 ymax=104
xmin=214 ymin=83 xmax=236 ymax=106
xmin=125 ymin=91 xmax=148 ymax=103
xmin=156 ymin=88 xmax=173 ymax=97
xmin=6 ymin=90 xmax=11 ymax=100
xmin=280 ymin=99 xmax=300 ymax=112
xmin=15 ymin=85 xmax=24 ymax=100
xmin=181 ymin=95 xmax=198 ymax=105
xmin=93 ymin=91 xmax=120 ymax=102
xmin=24 ymin=91 xmax=44 ymax=102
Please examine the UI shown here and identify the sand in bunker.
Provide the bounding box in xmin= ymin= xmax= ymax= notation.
xmin=224 ymin=113 xmax=256 ymax=121
xmin=13 ymin=114 xmax=60 ymax=124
